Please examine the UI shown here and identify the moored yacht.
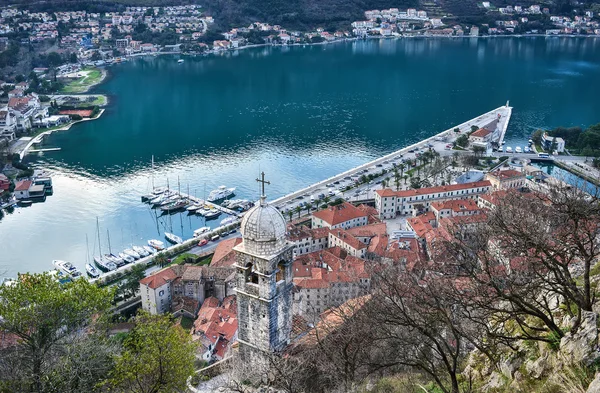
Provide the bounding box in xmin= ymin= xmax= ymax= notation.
xmin=85 ymin=263 xmax=100 ymax=279
xmin=93 ymin=256 xmax=117 ymax=272
xmin=143 ymin=245 xmax=157 ymax=255
xmin=123 ymin=248 xmax=141 ymax=259
xmin=133 ymin=245 xmax=150 ymax=257
xmin=165 ymin=232 xmax=183 ymax=244
xmin=515 ymin=146 xmax=522 ymax=153
xmin=204 ymin=209 xmax=221 ymax=220
xmin=221 ymin=216 xmax=237 ymax=226
xmin=148 ymin=239 xmax=165 ymax=250
xmin=52 ymin=260 xmax=82 ymax=278
xmin=207 ymin=185 xmax=235 ymax=203
xmin=119 ymin=252 xmax=136 ymax=264
xmin=193 ymin=226 xmax=211 ymax=237
xmin=506 ymin=146 xmax=513 ymax=153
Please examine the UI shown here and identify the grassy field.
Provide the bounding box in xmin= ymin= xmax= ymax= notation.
xmin=76 ymin=95 xmax=107 ymax=107
xmin=60 ymin=68 xmax=104 ymax=93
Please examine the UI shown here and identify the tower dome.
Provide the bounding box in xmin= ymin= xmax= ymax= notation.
xmin=240 ymin=199 xmax=287 ymax=257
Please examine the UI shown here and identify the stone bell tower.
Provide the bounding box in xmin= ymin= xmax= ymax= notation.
xmin=234 ymin=172 xmax=294 ymax=364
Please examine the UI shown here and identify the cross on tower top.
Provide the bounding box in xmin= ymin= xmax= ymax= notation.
xmin=256 ymin=171 xmax=270 ymax=204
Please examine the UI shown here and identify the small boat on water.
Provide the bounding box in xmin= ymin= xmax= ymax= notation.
xmin=165 ymin=232 xmax=183 ymax=245
xmin=93 ymin=255 xmax=116 ymax=272
xmin=18 ymin=200 xmax=33 ymax=207
xmin=186 ymin=204 xmax=202 ymax=212
xmin=193 ymin=226 xmax=211 ymax=237
xmin=133 ymin=245 xmax=150 ymax=257
xmin=204 ymin=209 xmax=221 ymax=220
xmin=105 ymin=253 xmax=125 ymax=267
xmin=86 ymin=263 xmax=100 ymax=279
xmin=221 ymin=216 xmax=237 ymax=226
xmin=123 ymin=248 xmax=141 ymax=259
xmin=524 ymin=146 xmax=531 ymax=153
xmin=148 ymin=239 xmax=165 ymax=250
xmin=178 ymin=59 xmax=184 ymax=63
xmin=160 ymin=199 xmax=188 ymax=213
xmin=515 ymin=146 xmax=522 ymax=153
xmin=143 ymin=245 xmax=157 ymax=255
xmin=53 ymin=260 xmax=82 ymax=278
xmin=498 ymin=146 xmax=503 ymax=152
xmin=119 ymin=252 xmax=135 ymax=264
xmin=506 ymin=147 xmax=513 ymax=153
xmin=196 ymin=207 xmax=211 ymax=216
xmin=207 ymin=185 xmax=236 ymax=203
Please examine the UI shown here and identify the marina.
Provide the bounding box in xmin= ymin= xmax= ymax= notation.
xmin=1 ymin=38 xmax=599 ymax=278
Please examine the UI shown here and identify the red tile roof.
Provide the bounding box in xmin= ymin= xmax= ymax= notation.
xmin=210 ymin=237 xmax=242 ymax=268
xmin=14 ymin=180 xmax=32 ymax=191
xmin=470 ymin=128 xmax=492 ymax=138
xmin=346 ymin=222 xmax=387 ymax=238
xmin=330 ymin=229 xmax=367 ymax=251
xmin=431 ymin=199 xmax=482 ymax=214
xmin=312 ymin=202 xmax=368 ymax=226
xmin=139 ymin=267 xmax=177 ymax=289
xmin=487 ymin=169 xmax=524 ymax=181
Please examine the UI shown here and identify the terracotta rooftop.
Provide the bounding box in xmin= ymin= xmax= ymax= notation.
xmin=312 ymin=202 xmax=368 ymax=226
xmin=487 ymin=169 xmax=525 ymax=181
xmin=14 ymin=180 xmax=32 ymax=192
xmin=330 ymin=229 xmax=367 ymax=250
xmin=470 ymin=128 xmax=492 ymax=138
xmin=211 ymin=237 xmax=242 ymax=268
xmin=139 ymin=267 xmax=178 ymax=290
xmin=376 ymin=181 xmax=491 ymax=199
xmin=346 ymin=222 xmax=387 ymax=238
xmin=431 ymin=198 xmax=482 ymax=214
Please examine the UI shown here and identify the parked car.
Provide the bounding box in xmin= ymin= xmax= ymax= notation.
xmin=198 ymin=238 xmax=208 ymax=247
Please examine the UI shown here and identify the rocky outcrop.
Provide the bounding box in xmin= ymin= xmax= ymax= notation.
xmin=560 ymin=311 xmax=600 ymax=366
xmin=586 ymin=372 xmax=600 ymax=393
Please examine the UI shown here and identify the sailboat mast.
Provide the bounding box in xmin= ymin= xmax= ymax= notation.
xmin=96 ymin=217 xmax=102 ymax=254
xmin=151 ymin=155 xmax=155 ymax=190
xmin=85 ymin=234 xmax=89 ymax=264
xmin=106 ymin=229 xmax=112 ymax=254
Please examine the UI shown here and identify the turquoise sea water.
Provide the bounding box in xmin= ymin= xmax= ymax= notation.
xmin=1 ymin=37 xmax=599 ymax=277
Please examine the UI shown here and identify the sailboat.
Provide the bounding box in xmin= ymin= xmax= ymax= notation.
xmin=85 ymin=234 xmax=101 ymax=279
xmin=93 ymin=218 xmax=117 ymax=272
xmin=105 ymin=229 xmax=125 ymax=267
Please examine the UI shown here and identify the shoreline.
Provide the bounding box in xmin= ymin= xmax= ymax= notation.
xmin=124 ymin=33 xmax=600 ymax=63
xmin=19 ymin=109 xmax=106 ymax=159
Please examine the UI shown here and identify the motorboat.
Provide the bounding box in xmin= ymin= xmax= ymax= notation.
xmin=193 ymin=227 xmax=211 ymax=237
xmin=53 ymin=260 xmax=82 ymax=278
xmin=204 ymin=209 xmax=221 ymax=220
xmin=119 ymin=252 xmax=136 ymax=264
xmin=123 ymin=248 xmax=141 ymax=259
xmin=207 ymin=185 xmax=235 ymax=203
xmin=148 ymin=239 xmax=165 ymax=250
xmin=93 ymin=256 xmax=117 ymax=272
xmin=165 ymin=232 xmax=183 ymax=244
xmin=498 ymin=146 xmax=503 ymax=152
xmin=515 ymin=146 xmax=522 ymax=153
xmin=220 ymin=216 xmax=237 ymax=226
xmin=85 ymin=263 xmax=100 ymax=279
xmin=178 ymin=59 xmax=184 ymax=63
xmin=528 ymin=139 xmax=533 ymax=144
xmin=506 ymin=147 xmax=513 ymax=153
xmin=524 ymin=146 xmax=531 ymax=153
xmin=196 ymin=207 xmax=211 ymax=216
xmin=186 ymin=204 xmax=202 ymax=212
xmin=133 ymin=245 xmax=150 ymax=257
xmin=143 ymin=245 xmax=157 ymax=255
